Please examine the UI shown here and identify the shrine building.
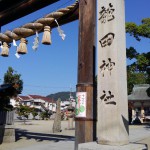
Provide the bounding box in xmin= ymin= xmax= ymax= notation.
xmin=128 ymin=84 xmax=150 ymax=123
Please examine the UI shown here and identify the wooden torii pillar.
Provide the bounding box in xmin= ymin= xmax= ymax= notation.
xmin=75 ymin=0 xmax=96 ymax=149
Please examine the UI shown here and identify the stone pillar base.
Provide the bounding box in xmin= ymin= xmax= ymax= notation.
xmin=79 ymin=142 xmax=147 ymax=150
xmin=0 ymin=125 xmax=15 ymax=143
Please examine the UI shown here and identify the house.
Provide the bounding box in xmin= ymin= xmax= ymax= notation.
xmin=128 ymin=84 xmax=150 ymax=123
xmin=27 ymin=95 xmax=56 ymax=112
xmin=10 ymin=93 xmax=76 ymax=120
xmin=61 ymin=101 xmax=70 ymax=110
xmin=60 ymin=95 xmax=76 ymax=110
xmin=10 ymin=96 xmax=30 ymax=108
xmin=10 ymin=95 xmax=56 ymax=113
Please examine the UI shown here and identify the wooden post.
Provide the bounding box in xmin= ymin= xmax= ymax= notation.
xmin=75 ymin=0 xmax=96 ymax=149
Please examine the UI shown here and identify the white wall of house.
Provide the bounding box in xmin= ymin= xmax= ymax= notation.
xmin=20 ymin=100 xmax=33 ymax=106
xmin=48 ymin=103 xmax=56 ymax=112
xmin=10 ymin=98 xmax=17 ymax=107
xmin=60 ymin=100 xmax=76 ymax=111
xmin=10 ymin=97 xmax=75 ymax=114
xmin=45 ymin=102 xmax=49 ymax=108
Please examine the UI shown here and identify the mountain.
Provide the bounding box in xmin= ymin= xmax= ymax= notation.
xmin=46 ymin=91 xmax=76 ymax=101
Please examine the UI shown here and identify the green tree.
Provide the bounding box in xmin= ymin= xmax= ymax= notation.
xmin=0 ymin=67 xmax=23 ymax=111
xmin=31 ymin=107 xmax=38 ymax=120
xmin=4 ymin=67 xmax=23 ymax=94
xmin=126 ymin=53 xmax=149 ymax=95
xmin=127 ymin=70 xmax=147 ymax=94
xmin=126 ymin=18 xmax=150 ymax=41
xmin=126 ymin=18 xmax=150 ymax=94
xmin=17 ymin=105 xmax=32 ymax=124
xmin=40 ymin=110 xmax=52 ymax=120
xmin=126 ymin=47 xmax=139 ymax=60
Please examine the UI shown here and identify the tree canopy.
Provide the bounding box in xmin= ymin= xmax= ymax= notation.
xmin=126 ymin=18 xmax=150 ymax=41
xmin=0 ymin=67 xmax=23 ymax=110
xmin=126 ymin=18 xmax=150 ymax=94
xmin=3 ymin=67 xmax=23 ymax=95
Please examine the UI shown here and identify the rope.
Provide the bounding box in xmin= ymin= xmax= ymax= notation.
xmin=0 ymin=1 xmax=79 ymax=43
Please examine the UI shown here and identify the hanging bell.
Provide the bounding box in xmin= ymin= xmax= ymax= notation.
xmin=17 ymin=38 xmax=28 ymax=54
xmin=42 ymin=26 xmax=51 ymax=45
xmin=1 ymin=42 xmax=9 ymax=57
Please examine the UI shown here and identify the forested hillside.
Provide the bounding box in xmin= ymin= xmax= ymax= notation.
xmin=46 ymin=91 xmax=76 ymax=101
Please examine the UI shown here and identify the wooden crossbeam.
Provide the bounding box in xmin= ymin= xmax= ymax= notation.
xmin=0 ymin=0 xmax=59 ymax=26
xmin=0 ymin=1 xmax=79 ymax=43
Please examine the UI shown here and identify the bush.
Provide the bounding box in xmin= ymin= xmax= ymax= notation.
xmin=40 ymin=111 xmax=52 ymax=120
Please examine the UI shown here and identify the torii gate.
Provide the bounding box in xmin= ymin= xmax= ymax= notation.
xmin=0 ymin=0 xmax=146 ymax=150
xmin=0 ymin=0 xmax=96 ymax=149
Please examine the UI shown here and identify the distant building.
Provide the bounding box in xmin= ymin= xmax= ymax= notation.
xmin=10 ymin=95 xmax=56 ymax=112
xmin=61 ymin=101 xmax=70 ymax=110
xmin=60 ymin=98 xmax=76 ymax=111
xmin=10 ymin=93 xmax=76 ymax=120
xmin=128 ymin=84 xmax=150 ymax=123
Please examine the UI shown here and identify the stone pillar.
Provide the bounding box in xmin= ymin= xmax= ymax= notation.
xmin=97 ymin=0 xmax=129 ymax=146
xmin=67 ymin=110 xmax=74 ymax=129
xmin=131 ymin=102 xmax=135 ymax=121
xmin=132 ymin=107 xmax=135 ymax=120
xmin=0 ymin=125 xmax=15 ymax=143
xmin=141 ymin=102 xmax=145 ymax=117
xmin=140 ymin=102 xmax=145 ymax=123
xmin=52 ymin=98 xmax=61 ymax=133
xmin=68 ymin=118 xmax=74 ymax=129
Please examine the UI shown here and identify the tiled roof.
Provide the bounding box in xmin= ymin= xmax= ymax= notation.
xmin=18 ymin=95 xmax=56 ymax=103
xmin=19 ymin=95 xmax=31 ymax=101
xmin=128 ymin=84 xmax=150 ymax=101
xmin=29 ymin=95 xmax=55 ymax=103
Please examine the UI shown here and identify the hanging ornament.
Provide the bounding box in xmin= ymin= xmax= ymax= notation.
xmin=10 ymin=31 xmax=20 ymax=58
xmin=17 ymin=38 xmax=28 ymax=54
xmin=13 ymin=42 xmax=20 ymax=58
xmin=1 ymin=42 xmax=10 ymax=57
xmin=32 ymin=31 xmax=39 ymax=51
xmin=15 ymin=50 xmax=20 ymax=59
xmin=11 ymin=32 xmax=17 ymax=47
xmin=42 ymin=26 xmax=51 ymax=45
xmin=55 ymin=19 xmax=66 ymax=40
xmin=13 ymin=39 xmax=17 ymax=47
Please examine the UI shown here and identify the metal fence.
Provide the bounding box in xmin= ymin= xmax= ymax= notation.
xmin=0 ymin=111 xmax=14 ymax=125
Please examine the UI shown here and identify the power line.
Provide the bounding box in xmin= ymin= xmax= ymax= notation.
xmin=24 ymin=84 xmax=76 ymax=89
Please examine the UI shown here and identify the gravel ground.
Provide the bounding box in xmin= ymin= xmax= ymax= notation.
xmin=0 ymin=120 xmax=150 ymax=150
xmin=0 ymin=120 xmax=75 ymax=150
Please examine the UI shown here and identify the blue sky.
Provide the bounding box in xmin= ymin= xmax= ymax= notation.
xmin=0 ymin=0 xmax=149 ymax=96
xmin=125 ymin=0 xmax=150 ymax=54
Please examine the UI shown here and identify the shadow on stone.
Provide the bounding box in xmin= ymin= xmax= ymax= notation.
xmin=121 ymin=115 xmax=129 ymax=135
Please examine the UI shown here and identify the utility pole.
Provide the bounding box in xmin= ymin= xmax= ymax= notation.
xmin=75 ymin=0 xmax=96 ymax=150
